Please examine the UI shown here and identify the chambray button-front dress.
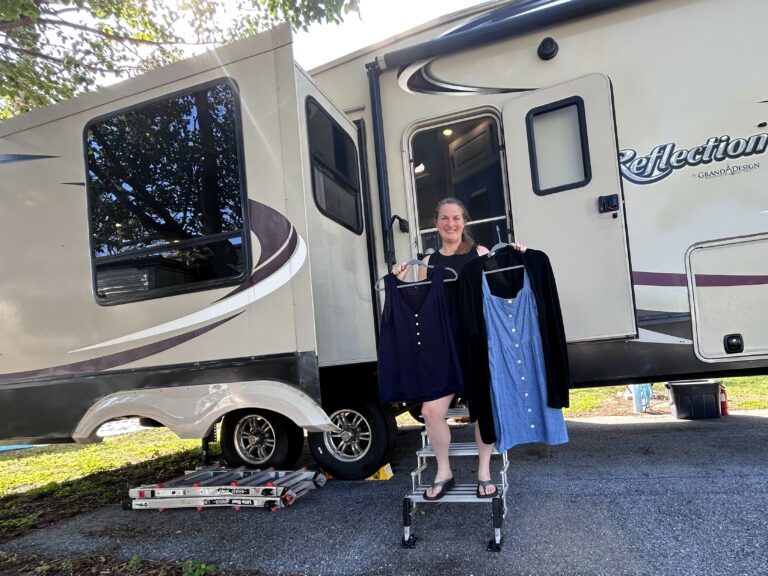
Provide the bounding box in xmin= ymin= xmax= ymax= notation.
xmin=481 ymin=270 xmax=568 ymax=452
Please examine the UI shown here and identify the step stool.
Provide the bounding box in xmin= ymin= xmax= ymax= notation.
xmin=402 ymin=421 xmax=509 ymax=551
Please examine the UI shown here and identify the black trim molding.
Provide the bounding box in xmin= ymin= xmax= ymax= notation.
xmin=0 ymin=352 xmax=320 ymax=443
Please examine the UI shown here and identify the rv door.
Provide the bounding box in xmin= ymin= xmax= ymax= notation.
xmin=502 ymin=73 xmax=636 ymax=342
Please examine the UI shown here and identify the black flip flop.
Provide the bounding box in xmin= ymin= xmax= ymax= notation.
xmin=423 ymin=477 xmax=455 ymax=501
xmin=476 ymin=479 xmax=497 ymax=498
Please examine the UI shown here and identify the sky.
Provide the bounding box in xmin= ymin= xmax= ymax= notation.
xmin=292 ymin=0 xmax=490 ymax=69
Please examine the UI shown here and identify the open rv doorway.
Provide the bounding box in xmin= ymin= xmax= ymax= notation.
xmin=407 ymin=112 xmax=511 ymax=255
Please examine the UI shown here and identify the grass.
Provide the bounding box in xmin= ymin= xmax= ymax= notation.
xmin=0 ymin=429 xmax=199 ymax=497
xmin=563 ymin=376 xmax=768 ymax=417
xmin=0 ymin=428 xmax=205 ymax=542
xmin=0 ymin=552 xmax=257 ymax=575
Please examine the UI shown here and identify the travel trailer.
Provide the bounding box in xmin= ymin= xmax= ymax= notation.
xmin=2 ymin=0 xmax=767 ymax=480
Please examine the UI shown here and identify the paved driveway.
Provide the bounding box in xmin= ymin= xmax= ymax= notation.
xmin=3 ymin=412 xmax=767 ymax=576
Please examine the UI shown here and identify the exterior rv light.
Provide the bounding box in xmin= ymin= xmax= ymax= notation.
xmin=537 ymin=37 xmax=559 ymax=60
xmin=442 ymin=128 xmax=453 ymax=137
xmin=414 ymin=163 xmax=426 ymax=174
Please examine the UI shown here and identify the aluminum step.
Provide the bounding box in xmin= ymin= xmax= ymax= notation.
xmin=406 ymin=483 xmax=503 ymax=504
xmin=416 ymin=441 xmax=503 ymax=458
xmin=446 ymin=407 xmax=470 ymax=418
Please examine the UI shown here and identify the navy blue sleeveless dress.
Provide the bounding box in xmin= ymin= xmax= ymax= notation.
xmin=377 ymin=266 xmax=465 ymax=403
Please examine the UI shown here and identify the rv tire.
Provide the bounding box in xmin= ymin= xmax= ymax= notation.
xmin=308 ymin=398 xmax=396 ymax=480
xmin=220 ymin=409 xmax=304 ymax=469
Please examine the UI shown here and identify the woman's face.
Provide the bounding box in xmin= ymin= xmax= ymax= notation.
xmin=436 ymin=203 xmax=465 ymax=244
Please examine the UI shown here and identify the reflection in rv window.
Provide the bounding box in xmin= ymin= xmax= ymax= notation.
xmin=306 ymin=98 xmax=362 ymax=234
xmin=85 ymin=80 xmax=247 ymax=303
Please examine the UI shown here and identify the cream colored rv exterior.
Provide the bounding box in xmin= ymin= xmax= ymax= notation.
xmin=2 ymin=0 xmax=768 ymax=479
xmin=0 ymin=25 xmax=382 ymax=479
xmin=312 ymin=0 xmax=768 ymax=383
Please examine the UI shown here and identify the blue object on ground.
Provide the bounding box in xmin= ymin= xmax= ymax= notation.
xmin=631 ymin=384 xmax=653 ymax=412
xmin=0 ymin=445 xmax=34 ymax=452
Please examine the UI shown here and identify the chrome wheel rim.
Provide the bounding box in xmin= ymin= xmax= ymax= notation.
xmin=233 ymin=414 xmax=276 ymax=465
xmin=323 ymin=408 xmax=372 ymax=462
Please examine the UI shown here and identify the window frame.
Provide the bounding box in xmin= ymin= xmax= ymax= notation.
xmin=82 ymin=77 xmax=250 ymax=306
xmin=525 ymin=95 xmax=592 ymax=196
xmin=305 ymin=96 xmax=363 ymax=235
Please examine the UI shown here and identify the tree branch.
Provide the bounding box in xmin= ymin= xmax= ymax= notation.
xmin=0 ymin=41 xmax=65 ymax=64
xmin=35 ymin=17 xmax=170 ymax=45
xmin=0 ymin=15 xmax=34 ymax=33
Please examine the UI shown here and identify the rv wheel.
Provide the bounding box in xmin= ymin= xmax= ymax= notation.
xmin=308 ymin=398 xmax=397 ymax=480
xmin=220 ymin=410 xmax=304 ymax=469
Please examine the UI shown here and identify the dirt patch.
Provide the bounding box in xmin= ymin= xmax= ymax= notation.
xmin=0 ymin=551 xmax=265 ymax=575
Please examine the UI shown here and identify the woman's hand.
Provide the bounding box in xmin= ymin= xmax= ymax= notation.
xmin=391 ymin=262 xmax=410 ymax=280
xmin=511 ymin=242 xmax=527 ymax=253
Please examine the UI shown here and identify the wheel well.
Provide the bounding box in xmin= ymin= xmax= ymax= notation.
xmin=318 ymin=362 xmax=379 ymax=405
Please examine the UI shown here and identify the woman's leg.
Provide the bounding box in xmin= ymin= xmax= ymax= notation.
xmin=475 ymin=422 xmax=496 ymax=496
xmin=420 ymin=394 xmax=454 ymax=497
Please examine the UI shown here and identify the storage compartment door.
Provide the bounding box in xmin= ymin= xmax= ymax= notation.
xmin=502 ymin=73 xmax=636 ymax=342
xmin=686 ymin=234 xmax=768 ymax=361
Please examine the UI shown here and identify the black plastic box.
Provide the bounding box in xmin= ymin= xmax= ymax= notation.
xmin=665 ymin=380 xmax=721 ymax=420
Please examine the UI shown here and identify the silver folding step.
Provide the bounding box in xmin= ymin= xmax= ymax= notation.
xmin=403 ymin=429 xmax=509 ymax=552
xmin=124 ymin=466 xmax=326 ymax=512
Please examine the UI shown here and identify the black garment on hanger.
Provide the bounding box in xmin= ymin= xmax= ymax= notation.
xmin=377 ymin=266 xmax=464 ymax=403
xmin=458 ymin=247 xmax=571 ymax=445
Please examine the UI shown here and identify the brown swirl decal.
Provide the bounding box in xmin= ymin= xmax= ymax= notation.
xmin=0 ymin=313 xmax=242 ymax=382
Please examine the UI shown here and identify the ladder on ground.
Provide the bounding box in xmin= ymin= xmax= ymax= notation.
xmin=402 ymin=408 xmax=509 ymax=551
xmin=124 ymin=466 xmax=326 ymax=512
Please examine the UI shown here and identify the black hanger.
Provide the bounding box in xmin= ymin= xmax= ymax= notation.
xmin=484 ymin=245 xmax=524 ymax=275
xmin=374 ymin=261 xmax=458 ymax=291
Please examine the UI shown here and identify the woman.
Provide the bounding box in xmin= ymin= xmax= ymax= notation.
xmin=392 ymin=197 xmax=524 ymax=500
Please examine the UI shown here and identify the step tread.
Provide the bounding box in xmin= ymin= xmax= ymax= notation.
xmin=417 ymin=442 xmax=503 ymax=457
xmin=406 ymin=483 xmax=503 ymax=503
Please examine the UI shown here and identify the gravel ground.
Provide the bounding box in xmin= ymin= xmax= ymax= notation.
xmin=2 ymin=411 xmax=767 ymax=576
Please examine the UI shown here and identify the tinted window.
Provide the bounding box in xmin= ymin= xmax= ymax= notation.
xmin=86 ymin=80 xmax=247 ymax=303
xmin=306 ymin=98 xmax=362 ymax=233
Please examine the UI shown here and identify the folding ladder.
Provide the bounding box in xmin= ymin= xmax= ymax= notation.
xmin=124 ymin=466 xmax=326 ymax=512
xmin=402 ymin=410 xmax=509 ymax=551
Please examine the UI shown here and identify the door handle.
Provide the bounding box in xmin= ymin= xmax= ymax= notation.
xmin=598 ymin=194 xmax=620 ymax=215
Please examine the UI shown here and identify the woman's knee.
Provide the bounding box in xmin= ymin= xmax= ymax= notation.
xmin=420 ymin=402 xmax=447 ymax=424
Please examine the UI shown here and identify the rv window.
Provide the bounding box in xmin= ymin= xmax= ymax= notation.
xmin=306 ymin=98 xmax=362 ymax=234
xmin=85 ymin=79 xmax=248 ymax=304
xmin=526 ymin=97 xmax=591 ymax=195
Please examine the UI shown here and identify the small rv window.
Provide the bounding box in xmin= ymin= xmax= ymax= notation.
xmin=306 ymin=98 xmax=362 ymax=234
xmin=527 ymin=97 xmax=591 ymax=195
xmin=85 ymin=79 xmax=248 ymax=304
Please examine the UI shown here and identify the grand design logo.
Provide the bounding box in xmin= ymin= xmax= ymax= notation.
xmin=619 ymin=133 xmax=768 ymax=184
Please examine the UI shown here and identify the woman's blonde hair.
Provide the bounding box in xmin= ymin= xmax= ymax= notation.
xmin=434 ymin=197 xmax=475 ymax=255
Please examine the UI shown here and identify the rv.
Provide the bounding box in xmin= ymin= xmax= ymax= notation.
xmin=2 ymin=0 xmax=767 ymax=480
